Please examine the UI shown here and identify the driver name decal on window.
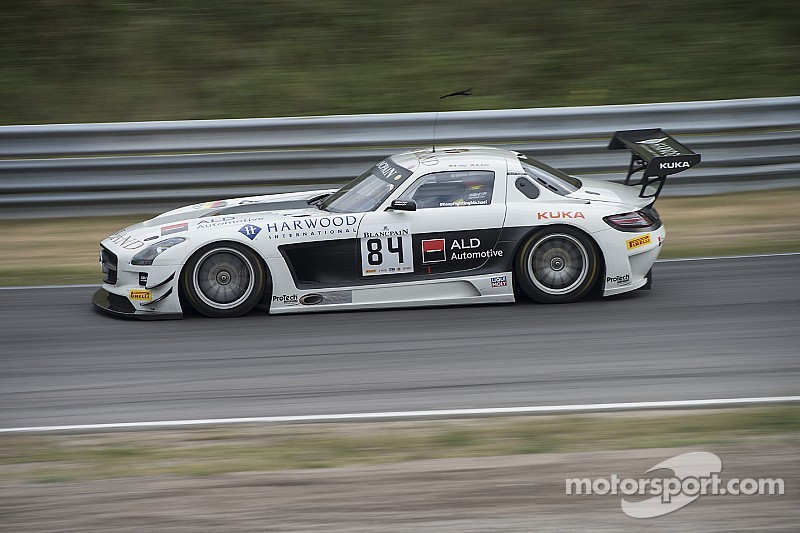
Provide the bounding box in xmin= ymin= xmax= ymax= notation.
xmin=359 ymin=224 xmax=414 ymax=276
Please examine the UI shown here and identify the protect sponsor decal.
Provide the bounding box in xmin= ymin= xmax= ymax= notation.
xmin=272 ymin=294 xmax=299 ymax=305
xmin=537 ymin=211 xmax=585 ymax=220
xmin=238 ymin=224 xmax=261 ymax=240
xmin=161 ymin=222 xmax=188 ymax=236
xmin=606 ymin=274 xmax=631 ymax=286
xmin=421 ymin=239 xmax=446 ymax=264
xmin=491 ymin=275 xmax=508 ymax=288
xmin=129 ymin=289 xmax=152 ymax=301
xmin=107 ymin=230 xmax=145 ymax=250
xmin=626 ymin=234 xmax=652 ymax=251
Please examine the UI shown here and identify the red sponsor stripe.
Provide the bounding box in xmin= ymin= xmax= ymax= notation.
xmin=422 ymin=239 xmax=445 ymax=253
xmin=163 ymin=222 xmax=187 ymax=231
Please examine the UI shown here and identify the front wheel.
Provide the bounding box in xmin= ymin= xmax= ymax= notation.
xmin=181 ymin=243 xmax=266 ymax=318
xmin=514 ymin=228 xmax=599 ymax=304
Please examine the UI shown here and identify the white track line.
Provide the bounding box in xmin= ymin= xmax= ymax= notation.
xmin=1 ymin=252 xmax=798 ymax=291
xmin=656 ymin=251 xmax=800 ymax=263
xmin=2 ymin=396 xmax=798 ymax=433
xmin=0 ymin=283 xmax=99 ymax=290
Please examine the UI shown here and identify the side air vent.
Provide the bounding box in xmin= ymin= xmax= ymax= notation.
xmin=515 ymin=177 xmax=540 ymax=199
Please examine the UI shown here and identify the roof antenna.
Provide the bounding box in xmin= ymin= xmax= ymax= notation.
xmin=432 ymin=88 xmax=472 ymax=153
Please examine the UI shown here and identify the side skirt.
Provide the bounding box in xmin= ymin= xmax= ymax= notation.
xmin=269 ymin=272 xmax=515 ymax=314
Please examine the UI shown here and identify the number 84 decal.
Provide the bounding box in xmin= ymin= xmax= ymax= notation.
xmin=359 ymin=224 xmax=414 ymax=276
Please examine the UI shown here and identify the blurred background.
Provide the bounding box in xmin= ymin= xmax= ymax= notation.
xmin=1 ymin=3 xmax=798 ymax=530
xmin=1 ymin=0 xmax=798 ymax=124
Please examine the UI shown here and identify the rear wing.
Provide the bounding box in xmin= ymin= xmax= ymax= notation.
xmin=608 ymin=129 xmax=700 ymax=200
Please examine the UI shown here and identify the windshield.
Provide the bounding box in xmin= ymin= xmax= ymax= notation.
xmin=320 ymin=158 xmax=413 ymax=213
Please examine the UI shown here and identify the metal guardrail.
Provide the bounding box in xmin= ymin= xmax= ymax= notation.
xmin=1 ymin=96 xmax=798 ymax=217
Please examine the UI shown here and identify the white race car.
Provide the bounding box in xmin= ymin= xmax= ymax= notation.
xmin=93 ymin=129 xmax=699 ymax=319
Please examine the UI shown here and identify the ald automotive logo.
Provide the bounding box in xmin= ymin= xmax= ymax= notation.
xmin=566 ymin=452 xmax=784 ymax=518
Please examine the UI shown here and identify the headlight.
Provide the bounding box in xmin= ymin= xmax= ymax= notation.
xmin=131 ymin=237 xmax=186 ymax=266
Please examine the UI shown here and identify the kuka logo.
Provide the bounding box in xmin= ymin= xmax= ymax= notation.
xmin=659 ymin=161 xmax=691 ymax=170
xmin=537 ymin=211 xmax=585 ymax=220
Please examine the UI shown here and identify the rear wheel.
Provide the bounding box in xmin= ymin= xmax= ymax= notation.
xmin=181 ymin=243 xmax=266 ymax=318
xmin=514 ymin=228 xmax=599 ymax=304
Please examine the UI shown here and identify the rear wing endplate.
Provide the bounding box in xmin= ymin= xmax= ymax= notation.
xmin=608 ymin=129 xmax=700 ymax=200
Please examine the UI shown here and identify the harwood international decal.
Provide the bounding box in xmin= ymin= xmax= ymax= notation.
xmin=262 ymin=215 xmax=359 ymax=240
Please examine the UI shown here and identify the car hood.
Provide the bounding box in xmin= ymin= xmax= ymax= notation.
xmin=102 ymin=189 xmax=341 ymax=251
xmin=149 ymin=189 xmax=336 ymax=223
xmin=567 ymin=178 xmax=652 ymax=210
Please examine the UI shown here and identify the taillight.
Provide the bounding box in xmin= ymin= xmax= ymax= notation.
xmin=604 ymin=209 xmax=656 ymax=230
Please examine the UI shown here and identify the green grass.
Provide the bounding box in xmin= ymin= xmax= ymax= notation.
xmin=0 ymin=0 xmax=798 ymax=124
xmin=1 ymin=406 xmax=798 ymax=483
xmin=1 ymin=188 xmax=798 ymax=286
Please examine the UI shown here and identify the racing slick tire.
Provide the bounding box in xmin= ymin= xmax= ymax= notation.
xmin=181 ymin=242 xmax=266 ymax=318
xmin=514 ymin=227 xmax=599 ymax=304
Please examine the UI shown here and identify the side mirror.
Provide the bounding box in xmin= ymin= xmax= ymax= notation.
xmin=388 ymin=199 xmax=417 ymax=212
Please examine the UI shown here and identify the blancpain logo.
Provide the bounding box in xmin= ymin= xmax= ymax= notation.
xmin=363 ymin=226 xmax=410 ymax=238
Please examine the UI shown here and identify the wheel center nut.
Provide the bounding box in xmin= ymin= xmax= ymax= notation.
xmin=550 ymin=257 xmax=565 ymax=271
xmin=216 ymin=271 xmax=231 ymax=285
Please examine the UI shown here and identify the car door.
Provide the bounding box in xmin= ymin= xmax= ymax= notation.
xmin=357 ymin=159 xmax=508 ymax=280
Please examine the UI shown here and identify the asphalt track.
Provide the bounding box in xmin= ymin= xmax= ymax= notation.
xmin=1 ymin=254 xmax=798 ymax=429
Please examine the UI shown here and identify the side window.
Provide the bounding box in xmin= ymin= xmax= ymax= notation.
xmin=401 ymin=170 xmax=495 ymax=209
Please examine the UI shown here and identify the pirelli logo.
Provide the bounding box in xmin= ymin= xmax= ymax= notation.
xmin=626 ymin=234 xmax=652 ymax=251
xmin=129 ymin=289 xmax=152 ymax=301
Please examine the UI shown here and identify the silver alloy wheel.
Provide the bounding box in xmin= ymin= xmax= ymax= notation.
xmin=191 ymin=247 xmax=255 ymax=310
xmin=527 ymin=233 xmax=589 ymax=295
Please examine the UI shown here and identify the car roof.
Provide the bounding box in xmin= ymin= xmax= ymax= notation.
xmin=391 ymin=146 xmax=516 ymax=172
